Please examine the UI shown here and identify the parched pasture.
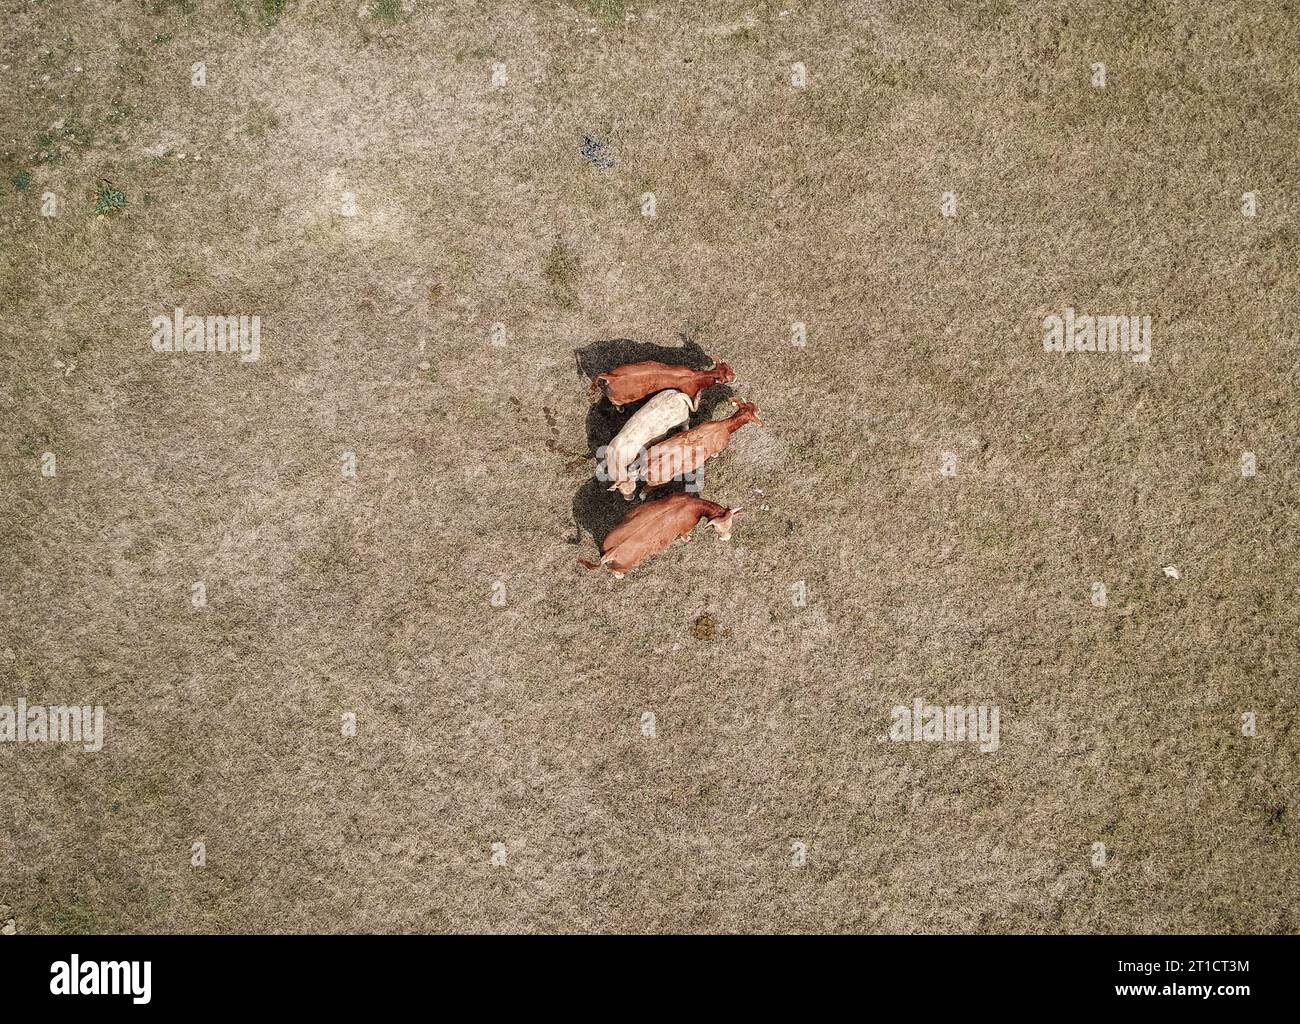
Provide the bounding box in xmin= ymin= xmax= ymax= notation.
xmin=0 ymin=1 xmax=1297 ymax=933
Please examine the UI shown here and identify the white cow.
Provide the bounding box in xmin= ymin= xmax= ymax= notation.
xmin=602 ymin=389 xmax=693 ymax=499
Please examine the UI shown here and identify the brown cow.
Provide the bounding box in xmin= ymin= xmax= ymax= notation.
xmin=591 ymin=357 xmax=735 ymax=411
xmin=642 ymin=400 xmax=762 ymax=490
xmin=578 ymin=492 xmax=738 ymax=578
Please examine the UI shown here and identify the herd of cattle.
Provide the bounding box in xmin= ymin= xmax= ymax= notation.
xmin=579 ymin=357 xmax=761 ymax=578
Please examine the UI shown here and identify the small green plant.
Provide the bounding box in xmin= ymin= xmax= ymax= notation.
xmin=573 ymin=0 xmax=628 ymax=24
xmin=33 ymin=120 xmax=96 ymax=165
xmin=543 ymin=238 xmax=580 ymax=309
xmin=93 ymin=180 xmax=127 ymax=217
xmin=261 ymin=0 xmax=288 ymax=25
xmin=242 ymin=107 xmax=281 ymax=139
xmin=12 ymin=169 xmax=32 ymax=191
xmin=456 ymin=44 xmax=494 ymax=61
xmin=229 ymin=0 xmax=288 ymax=27
xmin=372 ymin=0 xmax=401 ymax=22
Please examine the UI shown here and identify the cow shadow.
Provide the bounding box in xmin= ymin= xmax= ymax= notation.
xmin=569 ymin=337 xmax=737 ymax=548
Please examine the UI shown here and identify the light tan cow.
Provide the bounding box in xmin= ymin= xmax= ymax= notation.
xmin=601 ymin=389 xmax=693 ymax=499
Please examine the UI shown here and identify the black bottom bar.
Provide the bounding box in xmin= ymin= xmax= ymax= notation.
xmin=1 ymin=935 xmax=1288 ymax=1012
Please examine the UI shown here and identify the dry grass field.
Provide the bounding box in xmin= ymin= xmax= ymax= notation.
xmin=1 ymin=0 xmax=1297 ymax=934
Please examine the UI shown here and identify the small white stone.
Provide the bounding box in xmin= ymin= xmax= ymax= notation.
xmin=1163 ymin=566 xmax=1180 ymax=579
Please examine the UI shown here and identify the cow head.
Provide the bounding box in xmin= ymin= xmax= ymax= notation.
xmin=732 ymin=399 xmax=762 ymax=427
xmin=707 ymin=507 xmax=739 ymax=541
